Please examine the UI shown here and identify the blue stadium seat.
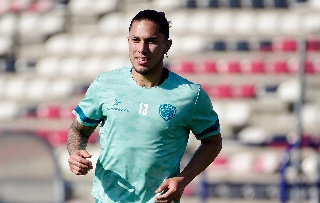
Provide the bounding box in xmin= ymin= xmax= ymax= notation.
xmin=235 ymin=40 xmax=250 ymax=51
xmin=273 ymin=0 xmax=289 ymax=8
xmin=184 ymin=0 xmax=198 ymax=8
xmin=212 ymin=39 xmax=227 ymax=51
xmin=227 ymin=0 xmax=242 ymax=8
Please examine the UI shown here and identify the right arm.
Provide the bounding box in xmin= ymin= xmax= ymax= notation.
xmin=67 ymin=119 xmax=97 ymax=175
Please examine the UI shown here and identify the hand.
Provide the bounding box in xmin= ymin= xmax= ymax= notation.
xmin=154 ymin=177 xmax=185 ymax=203
xmin=68 ymin=150 xmax=93 ymax=175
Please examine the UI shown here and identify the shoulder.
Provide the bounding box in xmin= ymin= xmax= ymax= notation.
xmin=95 ymin=67 xmax=131 ymax=83
xmin=167 ymin=70 xmax=201 ymax=95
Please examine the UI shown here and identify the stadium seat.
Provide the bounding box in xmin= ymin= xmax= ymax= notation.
xmin=277 ymin=79 xmax=300 ymax=102
xmin=233 ymin=84 xmax=256 ymax=98
xmin=233 ymin=13 xmax=256 ymax=35
xmin=228 ymin=151 xmax=255 ymax=173
xmin=218 ymin=60 xmax=242 ymax=74
xmin=257 ymin=39 xmax=273 ymax=52
xmin=238 ymin=126 xmax=269 ymax=145
xmin=187 ymin=12 xmax=212 ymax=34
xmin=226 ymin=0 xmax=242 ymax=8
xmin=242 ymin=60 xmax=266 ymax=74
xmin=0 ymin=101 xmax=19 ymax=121
xmin=3 ymin=77 xmax=27 ymax=100
xmin=301 ymin=103 xmax=320 ymax=131
xmin=300 ymin=13 xmax=320 ymax=34
xmin=98 ymin=12 xmax=131 ymax=35
xmin=306 ymin=38 xmax=320 ymax=52
xmin=169 ymin=60 xmax=195 ymax=74
xmin=254 ymin=150 xmax=280 ymax=173
xmin=59 ymin=104 xmax=76 ymax=119
xmin=256 ymin=12 xmax=279 ymax=35
xmin=0 ymin=36 xmax=12 ymax=55
xmin=288 ymin=59 xmax=315 ymax=74
xmin=210 ymin=39 xmax=227 ymax=51
xmin=45 ymin=33 xmax=69 ymax=55
xmin=27 ymin=0 xmax=54 ymax=13
xmin=25 ymin=79 xmax=49 ymax=101
xmin=211 ymin=11 xmax=233 ymax=35
xmin=233 ymin=40 xmax=251 ymax=51
xmin=204 ymin=84 xmax=233 ymax=99
xmin=37 ymin=103 xmax=60 ymax=119
xmin=59 ymin=56 xmax=82 ymax=78
xmin=80 ymin=56 xmax=105 ymax=78
xmin=279 ymin=13 xmax=301 ymax=35
xmin=268 ymin=60 xmax=289 ymax=74
xmin=50 ymin=79 xmax=74 ymax=99
xmin=198 ymin=60 xmax=218 ymax=74
xmin=152 ymin=0 xmax=183 ymax=10
xmin=0 ymin=14 xmax=17 ymax=36
xmin=224 ymin=101 xmax=251 ymax=127
xmin=273 ymin=0 xmax=289 ymax=8
xmin=0 ymin=0 xmax=10 ymax=15
xmin=274 ymin=38 xmax=297 ymax=52
xmin=183 ymin=0 xmax=197 ymax=8
xmin=48 ymin=129 xmax=68 ymax=146
xmin=40 ymin=11 xmax=65 ymax=37
xmin=243 ymin=0 xmax=265 ymax=8
xmin=35 ymin=56 xmax=61 ymax=78
xmin=18 ymin=12 xmax=40 ymax=36
xmin=197 ymin=0 xmax=220 ymax=8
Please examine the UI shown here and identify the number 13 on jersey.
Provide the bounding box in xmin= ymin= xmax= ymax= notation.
xmin=139 ymin=103 xmax=149 ymax=115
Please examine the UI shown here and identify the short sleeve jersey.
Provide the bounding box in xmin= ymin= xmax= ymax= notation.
xmin=73 ymin=67 xmax=220 ymax=203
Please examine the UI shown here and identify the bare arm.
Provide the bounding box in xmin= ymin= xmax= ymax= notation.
xmin=155 ymin=134 xmax=222 ymax=202
xmin=67 ymin=119 xmax=97 ymax=155
xmin=67 ymin=119 xmax=97 ymax=175
xmin=178 ymin=133 xmax=222 ymax=185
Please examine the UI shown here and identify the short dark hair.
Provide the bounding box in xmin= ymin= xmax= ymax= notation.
xmin=129 ymin=9 xmax=171 ymax=39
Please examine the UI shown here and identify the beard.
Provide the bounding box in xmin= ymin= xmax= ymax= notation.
xmin=130 ymin=55 xmax=164 ymax=76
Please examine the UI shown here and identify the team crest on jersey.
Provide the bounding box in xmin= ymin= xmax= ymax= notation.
xmin=159 ymin=104 xmax=177 ymax=121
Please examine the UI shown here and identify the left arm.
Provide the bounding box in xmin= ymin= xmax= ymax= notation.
xmin=155 ymin=134 xmax=222 ymax=203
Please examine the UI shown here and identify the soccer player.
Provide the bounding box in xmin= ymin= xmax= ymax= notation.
xmin=67 ymin=9 xmax=222 ymax=203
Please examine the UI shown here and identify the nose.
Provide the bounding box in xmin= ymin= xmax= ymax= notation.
xmin=137 ymin=40 xmax=148 ymax=53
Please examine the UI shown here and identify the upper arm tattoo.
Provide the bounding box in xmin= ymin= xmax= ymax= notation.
xmin=67 ymin=119 xmax=97 ymax=155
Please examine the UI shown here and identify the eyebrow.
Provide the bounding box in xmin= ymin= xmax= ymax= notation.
xmin=129 ymin=35 xmax=159 ymax=40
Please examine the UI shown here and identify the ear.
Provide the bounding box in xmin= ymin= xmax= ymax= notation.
xmin=164 ymin=39 xmax=172 ymax=54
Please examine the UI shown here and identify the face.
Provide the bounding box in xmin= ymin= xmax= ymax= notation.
xmin=128 ymin=20 xmax=171 ymax=75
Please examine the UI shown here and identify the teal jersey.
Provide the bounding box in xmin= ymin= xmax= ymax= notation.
xmin=73 ymin=67 xmax=220 ymax=203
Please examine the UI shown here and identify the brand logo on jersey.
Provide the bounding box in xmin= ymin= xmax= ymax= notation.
xmin=107 ymin=98 xmax=129 ymax=112
xmin=159 ymin=104 xmax=177 ymax=121
xmin=113 ymin=99 xmax=121 ymax=106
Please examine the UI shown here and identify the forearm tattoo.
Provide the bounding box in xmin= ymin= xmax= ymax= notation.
xmin=67 ymin=120 xmax=96 ymax=155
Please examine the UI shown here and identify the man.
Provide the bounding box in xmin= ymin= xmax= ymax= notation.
xmin=67 ymin=9 xmax=222 ymax=203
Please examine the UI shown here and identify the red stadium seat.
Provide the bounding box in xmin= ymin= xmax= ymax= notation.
xmin=242 ymin=60 xmax=266 ymax=74
xmin=274 ymin=38 xmax=297 ymax=52
xmin=218 ymin=60 xmax=242 ymax=74
xmin=60 ymin=104 xmax=76 ymax=119
xmin=198 ymin=60 xmax=217 ymax=73
xmin=233 ymin=84 xmax=256 ymax=98
xmin=37 ymin=103 xmax=60 ymax=119
xmin=306 ymin=38 xmax=320 ymax=52
xmin=289 ymin=60 xmax=315 ymax=74
xmin=169 ymin=60 xmax=195 ymax=74
xmin=203 ymin=84 xmax=233 ymax=99
xmin=48 ymin=129 xmax=68 ymax=146
xmin=268 ymin=60 xmax=289 ymax=74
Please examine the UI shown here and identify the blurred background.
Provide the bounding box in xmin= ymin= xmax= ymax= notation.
xmin=0 ymin=0 xmax=319 ymax=202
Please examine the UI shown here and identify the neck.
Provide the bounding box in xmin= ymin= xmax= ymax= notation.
xmin=132 ymin=67 xmax=165 ymax=88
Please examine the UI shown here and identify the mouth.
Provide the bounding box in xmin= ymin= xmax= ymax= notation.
xmin=135 ymin=57 xmax=149 ymax=65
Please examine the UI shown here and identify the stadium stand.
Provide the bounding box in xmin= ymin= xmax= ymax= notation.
xmin=0 ymin=0 xmax=319 ymax=202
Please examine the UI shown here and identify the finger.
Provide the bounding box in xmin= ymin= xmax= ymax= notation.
xmin=78 ymin=150 xmax=92 ymax=158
